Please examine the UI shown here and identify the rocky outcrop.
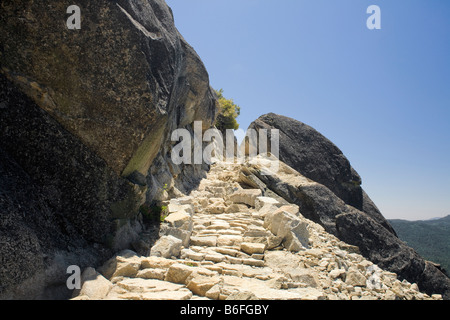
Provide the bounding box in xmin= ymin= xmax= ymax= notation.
xmin=246 ymin=114 xmax=450 ymax=298
xmin=71 ymin=161 xmax=442 ymax=301
xmin=0 ymin=0 xmax=216 ymax=299
xmin=239 ymin=156 xmax=450 ymax=299
xmin=248 ymin=113 xmax=395 ymax=235
xmin=336 ymin=211 xmax=450 ymax=299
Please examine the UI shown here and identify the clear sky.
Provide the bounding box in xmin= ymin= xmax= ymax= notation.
xmin=166 ymin=0 xmax=450 ymax=221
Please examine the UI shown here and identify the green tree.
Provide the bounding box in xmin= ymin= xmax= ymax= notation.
xmin=215 ymin=89 xmax=240 ymax=131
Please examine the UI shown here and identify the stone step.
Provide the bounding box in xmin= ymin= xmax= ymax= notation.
xmin=193 ymin=229 xmax=243 ymax=237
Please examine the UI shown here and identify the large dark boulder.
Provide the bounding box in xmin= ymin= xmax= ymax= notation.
xmin=0 ymin=0 xmax=216 ymax=178
xmin=248 ymin=113 xmax=395 ymax=234
xmin=0 ymin=0 xmax=216 ymax=299
xmin=249 ymin=113 xmax=362 ymax=207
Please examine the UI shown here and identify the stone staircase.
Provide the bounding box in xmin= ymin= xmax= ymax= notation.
xmin=72 ymin=161 xmax=442 ymax=300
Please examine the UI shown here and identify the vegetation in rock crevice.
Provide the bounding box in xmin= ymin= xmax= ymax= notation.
xmin=214 ymin=89 xmax=240 ymax=132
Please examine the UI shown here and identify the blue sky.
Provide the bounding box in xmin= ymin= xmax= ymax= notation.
xmin=166 ymin=0 xmax=450 ymax=221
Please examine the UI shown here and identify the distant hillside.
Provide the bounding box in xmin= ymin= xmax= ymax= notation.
xmin=389 ymin=216 xmax=450 ymax=274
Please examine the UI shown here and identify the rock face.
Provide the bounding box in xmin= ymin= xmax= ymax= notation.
xmin=0 ymin=0 xmax=216 ymax=299
xmin=1 ymin=0 xmax=216 ymax=177
xmin=248 ymin=113 xmax=395 ymax=234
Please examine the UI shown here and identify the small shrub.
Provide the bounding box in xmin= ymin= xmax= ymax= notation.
xmin=140 ymin=202 xmax=169 ymax=223
xmin=160 ymin=205 xmax=169 ymax=222
xmin=215 ymin=89 xmax=240 ymax=132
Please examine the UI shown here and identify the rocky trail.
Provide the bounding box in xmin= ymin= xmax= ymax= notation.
xmin=72 ymin=161 xmax=442 ymax=301
xmin=2 ymin=0 xmax=448 ymax=301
